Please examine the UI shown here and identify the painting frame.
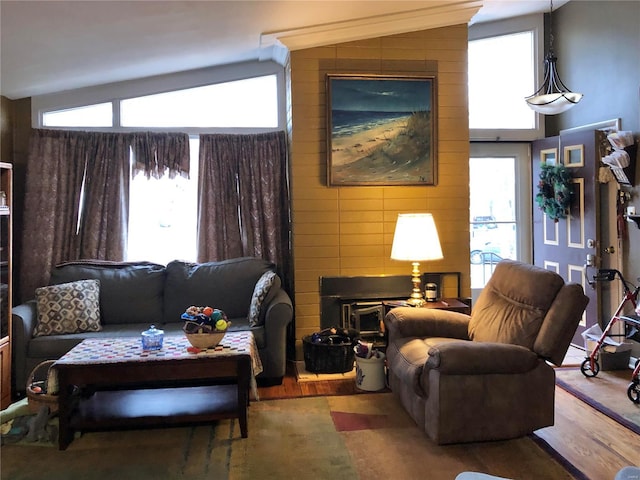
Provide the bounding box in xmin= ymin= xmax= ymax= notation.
xmin=326 ymin=74 xmax=437 ymax=186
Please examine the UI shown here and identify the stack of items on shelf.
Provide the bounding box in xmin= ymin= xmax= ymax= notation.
xmin=602 ymin=131 xmax=636 ymax=186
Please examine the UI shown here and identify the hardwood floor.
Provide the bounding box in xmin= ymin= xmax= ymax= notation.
xmin=258 ymin=360 xmax=640 ymax=480
xmin=258 ymin=361 xmax=370 ymax=400
xmin=537 ymin=387 xmax=639 ymax=479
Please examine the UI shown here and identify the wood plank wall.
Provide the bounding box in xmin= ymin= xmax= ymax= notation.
xmin=289 ymin=25 xmax=472 ymax=359
xmin=1 ymin=97 xmax=13 ymax=162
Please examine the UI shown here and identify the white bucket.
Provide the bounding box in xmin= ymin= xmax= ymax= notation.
xmin=355 ymin=352 xmax=386 ymax=391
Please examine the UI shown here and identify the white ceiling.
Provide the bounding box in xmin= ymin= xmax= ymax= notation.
xmin=0 ymin=0 xmax=568 ymax=100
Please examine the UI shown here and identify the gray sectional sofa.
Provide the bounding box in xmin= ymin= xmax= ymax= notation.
xmin=12 ymin=257 xmax=293 ymax=393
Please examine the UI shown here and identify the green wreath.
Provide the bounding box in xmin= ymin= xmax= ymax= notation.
xmin=536 ymin=164 xmax=573 ymax=222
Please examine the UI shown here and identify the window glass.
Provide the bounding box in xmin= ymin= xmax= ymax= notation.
xmin=120 ymin=75 xmax=278 ymax=127
xmin=42 ymin=102 xmax=113 ymax=127
xmin=126 ymin=137 xmax=199 ymax=265
xmin=468 ymin=31 xmax=535 ymax=130
xmin=469 ymin=142 xmax=532 ymax=295
xmin=469 ymin=155 xmax=518 ymax=288
xmin=36 ymin=65 xmax=281 ymax=265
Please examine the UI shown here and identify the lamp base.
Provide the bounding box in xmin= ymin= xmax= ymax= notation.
xmin=406 ymin=296 xmax=425 ymax=307
xmin=406 ymin=262 xmax=425 ymax=307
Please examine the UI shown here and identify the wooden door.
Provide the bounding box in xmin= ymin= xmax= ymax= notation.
xmin=532 ymin=130 xmax=600 ymax=346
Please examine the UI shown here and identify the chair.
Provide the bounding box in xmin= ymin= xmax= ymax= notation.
xmin=384 ymin=259 xmax=589 ymax=444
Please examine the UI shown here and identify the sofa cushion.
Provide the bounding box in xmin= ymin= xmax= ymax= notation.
xmin=248 ymin=271 xmax=278 ymax=327
xmin=163 ymin=257 xmax=275 ymax=324
xmin=50 ymin=260 xmax=166 ymax=325
xmin=33 ymin=279 xmax=102 ymax=337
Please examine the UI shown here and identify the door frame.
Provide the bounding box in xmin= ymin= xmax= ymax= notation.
xmin=560 ymin=119 xmax=622 ymax=329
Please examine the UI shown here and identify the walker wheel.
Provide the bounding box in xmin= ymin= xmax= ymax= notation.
xmin=627 ymin=381 xmax=640 ymax=404
xmin=580 ymin=358 xmax=600 ymax=377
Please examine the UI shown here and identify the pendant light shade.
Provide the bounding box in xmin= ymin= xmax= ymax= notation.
xmin=525 ymin=0 xmax=582 ymax=115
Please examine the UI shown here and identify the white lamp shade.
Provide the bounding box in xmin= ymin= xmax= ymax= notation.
xmin=391 ymin=213 xmax=443 ymax=262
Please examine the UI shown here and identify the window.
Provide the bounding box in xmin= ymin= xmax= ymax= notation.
xmin=468 ymin=16 xmax=541 ymax=298
xmin=468 ymin=31 xmax=535 ymax=130
xmin=34 ymin=63 xmax=283 ymax=265
xmin=120 ymin=75 xmax=278 ymax=128
xmin=126 ymin=138 xmax=199 ymax=265
xmin=468 ymin=14 xmax=544 ymax=141
xmin=42 ymin=102 xmax=113 ymax=127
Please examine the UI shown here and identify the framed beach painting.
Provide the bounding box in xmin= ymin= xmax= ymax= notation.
xmin=326 ymin=74 xmax=437 ymax=186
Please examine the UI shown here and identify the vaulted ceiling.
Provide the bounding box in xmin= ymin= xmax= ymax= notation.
xmin=0 ymin=1 xmax=568 ymax=100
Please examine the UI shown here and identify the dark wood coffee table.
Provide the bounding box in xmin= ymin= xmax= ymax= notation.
xmin=53 ymin=332 xmax=262 ymax=450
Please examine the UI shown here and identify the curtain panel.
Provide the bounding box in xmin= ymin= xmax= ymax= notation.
xmin=20 ymin=129 xmax=88 ymax=301
xmin=77 ymin=132 xmax=130 ymax=260
xmin=197 ymin=131 xmax=291 ymax=289
xmin=131 ymin=132 xmax=190 ymax=179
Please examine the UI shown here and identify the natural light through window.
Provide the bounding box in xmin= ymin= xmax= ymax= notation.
xmin=120 ymin=75 xmax=278 ymax=128
xmin=38 ymin=66 xmax=281 ymax=266
xmin=126 ymin=138 xmax=199 ymax=266
xmin=469 ymin=156 xmax=517 ymax=289
xmin=42 ymin=102 xmax=113 ymax=127
xmin=468 ymin=32 xmax=535 ymax=129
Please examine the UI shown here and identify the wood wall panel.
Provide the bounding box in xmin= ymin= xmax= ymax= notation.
xmin=289 ymin=25 xmax=471 ymax=356
xmin=0 ymin=97 xmax=14 ymax=162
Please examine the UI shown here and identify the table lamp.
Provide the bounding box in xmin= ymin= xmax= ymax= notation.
xmin=391 ymin=213 xmax=443 ymax=306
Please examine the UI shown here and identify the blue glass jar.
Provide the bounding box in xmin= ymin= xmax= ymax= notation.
xmin=141 ymin=324 xmax=164 ymax=351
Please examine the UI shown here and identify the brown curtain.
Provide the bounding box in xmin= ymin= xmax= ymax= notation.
xmin=197 ymin=131 xmax=291 ymax=285
xmin=77 ymin=132 xmax=130 ymax=260
xmin=19 ymin=129 xmax=190 ymax=302
xmin=131 ymin=132 xmax=190 ymax=179
xmin=19 ymin=130 xmax=118 ymax=301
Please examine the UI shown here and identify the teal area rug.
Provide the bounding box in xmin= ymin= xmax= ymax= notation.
xmin=2 ymin=393 xmax=577 ymax=480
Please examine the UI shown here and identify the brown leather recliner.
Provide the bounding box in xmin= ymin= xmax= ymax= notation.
xmin=384 ymin=259 xmax=589 ymax=444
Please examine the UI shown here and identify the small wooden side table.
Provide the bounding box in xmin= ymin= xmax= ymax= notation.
xmin=421 ymin=298 xmax=471 ymax=315
xmin=383 ymin=298 xmax=471 ymax=316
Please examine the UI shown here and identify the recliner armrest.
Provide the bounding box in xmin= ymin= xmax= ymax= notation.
xmin=384 ymin=307 xmax=470 ymax=341
xmin=426 ymin=341 xmax=540 ymax=375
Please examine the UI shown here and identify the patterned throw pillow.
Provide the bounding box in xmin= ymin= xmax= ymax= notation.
xmin=33 ymin=279 xmax=102 ymax=337
xmin=248 ymin=271 xmax=277 ymax=327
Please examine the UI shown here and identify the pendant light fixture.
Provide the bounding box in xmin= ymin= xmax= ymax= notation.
xmin=525 ymin=0 xmax=582 ymax=115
